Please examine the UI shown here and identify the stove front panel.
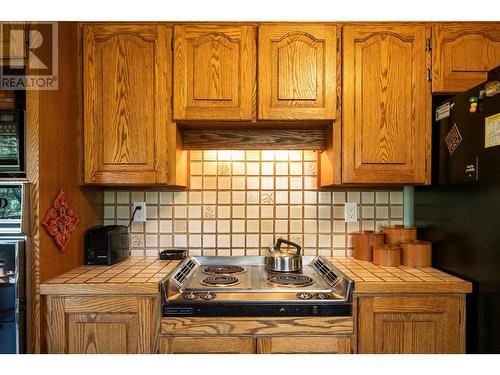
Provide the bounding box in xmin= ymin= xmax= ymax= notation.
xmin=163 ymin=302 xmax=352 ymax=317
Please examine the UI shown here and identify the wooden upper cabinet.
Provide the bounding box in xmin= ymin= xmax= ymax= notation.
xmin=432 ymin=23 xmax=500 ymax=93
xmin=342 ymin=25 xmax=430 ymax=184
xmin=173 ymin=25 xmax=255 ymax=120
xmin=258 ymin=24 xmax=337 ymax=120
xmin=83 ymin=24 xmax=170 ymax=185
xmin=0 ymin=23 xmax=26 ymax=68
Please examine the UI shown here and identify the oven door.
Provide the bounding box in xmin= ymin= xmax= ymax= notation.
xmin=0 ymin=109 xmax=25 ymax=177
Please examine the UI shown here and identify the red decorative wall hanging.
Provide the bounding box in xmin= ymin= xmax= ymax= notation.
xmin=42 ymin=190 xmax=80 ymax=252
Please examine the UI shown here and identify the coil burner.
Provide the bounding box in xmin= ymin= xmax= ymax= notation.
xmin=203 ymin=265 xmax=245 ymax=275
xmin=200 ymin=275 xmax=240 ymax=287
xmin=266 ymin=273 xmax=315 ymax=287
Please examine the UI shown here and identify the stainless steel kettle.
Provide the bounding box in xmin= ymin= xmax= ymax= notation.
xmin=265 ymin=239 xmax=302 ymax=272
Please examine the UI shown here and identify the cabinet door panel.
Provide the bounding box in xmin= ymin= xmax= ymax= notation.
xmin=0 ymin=22 xmax=26 ymax=68
xmin=259 ymin=25 xmax=337 ymax=120
xmin=358 ymin=296 xmax=465 ymax=354
xmin=160 ymin=336 xmax=255 ymax=354
xmin=433 ymin=24 xmax=500 ymax=93
xmin=257 ymin=336 xmax=351 ymax=354
xmin=83 ymin=24 xmax=170 ymax=184
xmin=343 ymin=25 xmax=430 ymax=184
xmin=67 ymin=313 xmax=138 ymax=354
xmin=174 ymin=25 xmax=255 ymax=120
xmin=45 ymin=296 xmax=158 ymax=354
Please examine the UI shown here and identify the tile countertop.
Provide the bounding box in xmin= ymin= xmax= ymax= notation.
xmin=39 ymin=256 xmax=472 ymax=296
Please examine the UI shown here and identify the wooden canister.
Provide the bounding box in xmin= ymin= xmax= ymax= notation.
xmin=401 ymin=240 xmax=432 ymax=267
xmin=383 ymin=225 xmax=417 ymax=246
xmin=352 ymin=230 xmax=385 ymax=261
xmin=373 ymin=244 xmax=401 ymax=267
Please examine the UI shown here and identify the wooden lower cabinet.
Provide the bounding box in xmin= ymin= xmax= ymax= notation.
xmin=159 ymin=316 xmax=354 ymax=354
xmin=159 ymin=335 xmax=352 ymax=354
xmin=357 ymin=295 xmax=465 ymax=354
xmin=44 ymin=295 xmax=159 ymax=354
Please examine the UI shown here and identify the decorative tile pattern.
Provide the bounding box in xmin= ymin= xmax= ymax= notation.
xmin=103 ymin=151 xmax=404 ymax=256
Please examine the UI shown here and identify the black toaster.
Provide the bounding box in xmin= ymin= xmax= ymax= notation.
xmin=84 ymin=225 xmax=130 ymax=265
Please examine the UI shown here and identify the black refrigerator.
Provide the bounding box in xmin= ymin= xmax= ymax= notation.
xmin=415 ymin=67 xmax=500 ymax=354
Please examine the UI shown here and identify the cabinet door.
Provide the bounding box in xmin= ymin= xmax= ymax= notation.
xmin=258 ymin=24 xmax=337 ymax=120
xmin=83 ymin=24 xmax=170 ymax=184
xmin=257 ymin=336 xmax=352 ymax=354
xmin=358 ymin=296 xmax=465 ymax=354
xmin=0 ymin=22 xmax=26 ymax=68
xmin=173 ymin=25 xmax=255 ymax=120
xmin=45 ymin=296 xmax=159 ymax=354
xmin=342 ymin=25 xmax=430 ymax=184
xmin=159 ymin=336 xmax=255 ymax=354
xmin=67 ymin=313 xmax=138 ymax=354
xmin=432 ymin=24 xmax=500 ymax=93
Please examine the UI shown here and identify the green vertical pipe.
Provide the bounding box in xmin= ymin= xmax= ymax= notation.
xmin=403 ymin=186 xmax=414 ymax=227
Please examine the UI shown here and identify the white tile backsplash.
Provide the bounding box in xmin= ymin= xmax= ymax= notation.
xmin=103 ymin=151 xmax=404 ymax=256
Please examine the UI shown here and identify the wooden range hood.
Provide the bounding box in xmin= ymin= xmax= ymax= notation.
xmin=180 ymin=121 xmax=332 ymax=150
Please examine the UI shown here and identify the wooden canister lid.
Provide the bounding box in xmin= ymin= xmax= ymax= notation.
xmin=400 ymin=239 xmax=430 ymax=245
xmin=374 ymin=244 xmax=400 ymax=251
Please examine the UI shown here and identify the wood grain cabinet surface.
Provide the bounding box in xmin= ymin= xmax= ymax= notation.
xmin=357 ymin=295 xmax=466 ymax=354
xmin=160 ymin=336 xmax=255 ymax=354
xmin=257 ymin=336 xmax=352 ymax=354
xmin=342 ymin=25 xmax=431 ymax=184
xmin=83 ymin=24 xmax=171 ymax=185
xmin=258 ymin=24 xmax=338 ymax=120
xmin=44 ymin=295 xmax=159 ymax=354
xmin=0 ymin=22 xmax=26 ymax=68
xmin=173 ymin=24 xmax=255 ymax=121
xmin=432 ymin=23 xmax=500 ymax=93
xmin=159 ymin=316 xmax=354 ymax=354
xmin=160 ymin=335 xmax=352 ymax=354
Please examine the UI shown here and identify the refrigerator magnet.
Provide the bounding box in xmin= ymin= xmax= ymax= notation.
xmin=485 ymin=113 xmax=500 ymax=148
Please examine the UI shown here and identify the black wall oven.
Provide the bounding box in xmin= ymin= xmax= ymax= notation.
xmin=0 ymin=109 xmax=25 ymax=178
xmin=0 ymin=237 xmax=25 ymax=354
xmin=0 ymin=182 xmax=29 ymax=353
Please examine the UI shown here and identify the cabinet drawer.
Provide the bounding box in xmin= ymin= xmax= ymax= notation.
xmin=159 ymin=336 xmax=255 ymax=354
xmin=257 ymin=336 xmax=352 ymax=354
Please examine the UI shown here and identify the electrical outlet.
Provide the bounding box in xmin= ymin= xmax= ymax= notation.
xmin=132 ymin=202 xmax=146 ymax=222
xmin=344 ymin=202 xmax=358 ymax=223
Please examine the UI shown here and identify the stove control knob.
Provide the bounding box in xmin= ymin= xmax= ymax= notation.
xmin=296 ymin=292 xmax=313 ymax=300
xmin=183 ymin=292 xmax=198 ymax=300
xmin=200 ymin=292 xmax=216 ymax=300
xmin=314 ymin=293 xmax=330 ymax=300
